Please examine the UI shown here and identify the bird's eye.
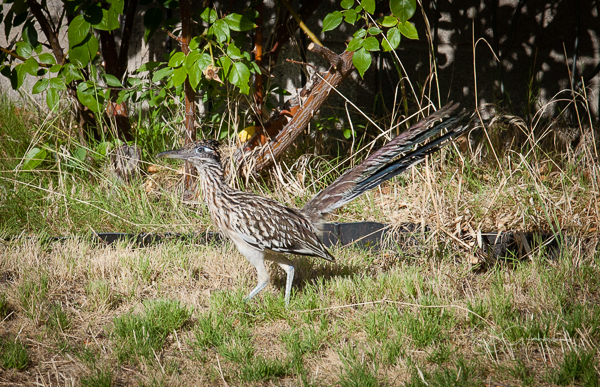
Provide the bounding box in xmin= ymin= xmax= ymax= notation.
xmin=195 ymin=146 xmax=214 ymax=154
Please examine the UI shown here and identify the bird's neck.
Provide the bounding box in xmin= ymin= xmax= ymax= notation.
xmin=195 ymin=162 xmax=232 ymax=222
xmin=195 ymin=161 xmax=227 ymax=190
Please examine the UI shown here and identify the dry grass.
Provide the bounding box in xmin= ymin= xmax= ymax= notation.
xmin=1 ymin=224 xmax=599 ymax=385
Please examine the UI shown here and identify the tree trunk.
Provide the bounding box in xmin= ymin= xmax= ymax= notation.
xmin=180 ymin=0 xmax=197 ymax=201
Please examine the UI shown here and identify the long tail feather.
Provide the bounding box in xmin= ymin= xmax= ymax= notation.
xmin=302 ymin=102 xmax=470 ymax=222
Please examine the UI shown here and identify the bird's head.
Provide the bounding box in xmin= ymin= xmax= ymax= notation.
xmin=157 ymin=139 xmax=222 ymax=167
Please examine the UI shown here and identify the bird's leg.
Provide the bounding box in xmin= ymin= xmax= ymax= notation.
xmin=271 ymin=255 xmax=295 ymax=306
xmin=245 ymin=280 xmax=269 ymax=301
xmin=242 ymin=250 xmax=270 ymax=302
xmin=278 ymin=263 xmax=294 ymax=306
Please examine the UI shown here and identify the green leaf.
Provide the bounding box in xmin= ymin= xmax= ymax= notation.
xmin=362 ymin=0 xmax=376 ymax=14
xmin=94 ymin=7 xmax=120 ymax=31
xmin=49 ymin=64 xmax=62 ymax=73
xmin=382 ymin=27 xmax=401 ymax=51
xmin=127 ymin=77 xmax=142 ymax=86
xmin=22 ymin=21 xmax=39 ymax=48
xmin=73 ymin=147 xmax=86 ymax=162
xmin=226 ymin=44 xmax=243 ymax=59
xmin=219 ymin=56 xmax=232 ymax=79
xmin=49 ymin=77 xmax=67 ymax=91
xmin=322 ymin=11 xmax=343 ymax=32
xmin=32 ymin=78 xmax=49 ymax=94
xmin=189 ymin=36 xmax=202 ymax=50
xmin=341 ymin=0 xmax=354 ymax=9
xmin=103 ymin=74 xmax=123 ymax=87
xmin=380 ymin=15 xmax=398 ymax=27
xmin=185 ymin=51 xmax=201 ymax=70
xmin=143 ymin=8 xmax=163 ymax=41
xmin=391 ymin=0 xmax=416 ymax=23
xmin=196 ymin=53 xmax=212 ymax=71
xmin=346 ymin=36 xmax=364 ymax=51
xmin=231 ymin=62 xmax=250 ymax=94
xmin=109 ymin=0 xmax=124 ymax=15
xmin=152 ymin=67 xmax=172 ymax=82
xmin=117 ymin=89 xmax=134 ymax=104
xmin=96 ymin=142 xmax=111 ymax=156
xmin=15 ymin=41 xmax=32 ymax=58
xmin=352 ymin=47 xmax=371 ymax=78
xmin=13 ymin=11 xmax=27 ymax=28
xmin=11 ymin=0 xmax=28 ymax=16
xmin=353 ymin=29 xmax=367 ymax=38
xmin=14 ymin=63 xmax=27 ymax=89
xmin=200 ymin=8 xmax=218 ymax=23
xmin=68 ymin=15 xmax=91 ymax=48
xmin=224 ymin=13 xmax=256 ymax=32
xmin=62 ymin=64 xmax=84 ymax=83
xmin=363 ymin=36 xmax=380 ymax=51
xmin=343 ymin=9 xmax=359 ymax=25
xmin=23 ymin=57 xmax=38 ymax=75
xmin=211 ymin=19 xmax=230 ymax=44
xmin=77 ymin=82 xmax=103 ymax=113
xmin=84 ymin=4 xmax=103 ymax=25
xmin=69 ymin=35 xmax=98 ymax=67
xmin=172 ymin=66 xmax=187 ymax=87
xmin=46 ymin=87 xmax=59 ymax=110
xmin=88 ymin=35 xmax=99 ymax=61
xmin=188 ymin=60 xmax=202 ymax=90
xmin=21 ymin=147 xmax=47 ymax=170
xmin=168 ymin=52 xmax=185 ymax=68
xmin=399 ymin=21 xmax=418 ymax=39
xmin=368 ymin=26 xmax=382 ymax=35
xmin=136 ymin=61 xmax=161 ymax=73
xmin=2 ymin=67 xmax=18 ymax=90
xmin=343 ymin=128 xmax=353 ymax=139
xmin=38 ymin=53 xmax=56 ymax=65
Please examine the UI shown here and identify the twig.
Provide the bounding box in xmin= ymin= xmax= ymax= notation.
xmin=216 ymin=354 xmax=229 ymax=387
xmin=279 ymin=0 xmax=322 ymax=46
xmin=285 ymin=58 xmax=317 ymax=71
xmin=152 ymin=347 xmax=166 ymax=374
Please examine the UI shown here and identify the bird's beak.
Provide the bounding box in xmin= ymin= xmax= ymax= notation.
xmin=156 ymin=148 xmax=193 ymax=160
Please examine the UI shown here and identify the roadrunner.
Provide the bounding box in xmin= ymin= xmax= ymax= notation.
xmin=158 ymin=102 xmax=469 ymax=305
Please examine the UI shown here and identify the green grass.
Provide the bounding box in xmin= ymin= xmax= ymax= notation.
xmin=548 ymin=350 xmax=599 ymax=386
xmin=238 ymin=356 xmax=293 ymax=382
xmin=45 ymin=302 xmax=71 ymax=332
xmin=497 ymin=359 xmax=535 ymax=386
xmin=112 ymin=299 xmax=191 ymax=363
xmin=85 ymin=279 xmax=118 ymax=311
xmin=80 ymin=368 xmax=113 ymax=387
xmin=281 ymin=324 xmax=327 ymax=358
xmin=0 ymin=336 xmax=29 ymax=370
xmin=18 ymin=271 xmax=49 ymax=320
xmin=0 ymin=292 xmax=10 ymax=319
xmin=407 ymin=357 xmax=486 ymax=386
xmin=338 ymin=344 xmax=381 ymax=387
xmin=0 ymin=97 xmax=205 ymax=236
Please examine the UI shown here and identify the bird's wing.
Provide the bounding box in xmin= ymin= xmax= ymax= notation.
xmin=225 ymin=192 xmax=335 ymax=261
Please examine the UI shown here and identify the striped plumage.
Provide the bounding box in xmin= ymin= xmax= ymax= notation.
xmin=158 ymin=102 xmax=469 ymax=305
